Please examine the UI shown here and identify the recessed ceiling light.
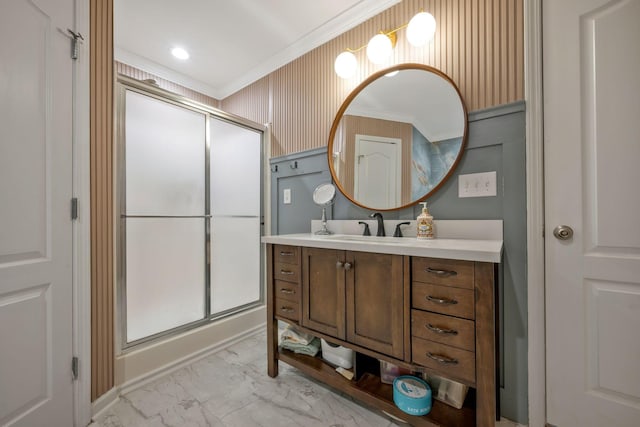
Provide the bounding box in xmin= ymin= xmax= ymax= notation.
xmin=171 ymin=47 xmax=189 ymax=60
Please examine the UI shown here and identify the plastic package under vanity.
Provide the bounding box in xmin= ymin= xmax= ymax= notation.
xmin=320 ymin=339 xmax=353 ymax=369
xmin=422 ymin=373 xmax=469 ymax=409
xmin=379 ymin=360 xmax=412 ymax=384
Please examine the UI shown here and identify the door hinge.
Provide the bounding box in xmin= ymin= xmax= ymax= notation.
xmin=67 ymin=29 xmax=84 ymax=60
xmin=71 ymin=356 xmax=79 ymax=380
xmin=71 ymin=198 xmax=78 ymax=220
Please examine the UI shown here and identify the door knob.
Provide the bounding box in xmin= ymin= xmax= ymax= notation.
xmin=553 ymin=225 xmax=573 ymax=240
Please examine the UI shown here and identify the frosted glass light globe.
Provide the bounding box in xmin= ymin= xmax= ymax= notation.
xmin=366 ymin=33 xmax=393 ymax=64
xmin=334 ymin=51 xmax=357 ymax=79
xmin=406 ymin=12 xmax=436 ymax=47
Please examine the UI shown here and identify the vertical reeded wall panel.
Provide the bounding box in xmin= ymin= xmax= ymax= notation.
xmin=222 ymin=0 xmax=524 ymax=158
xmin=91 ymin=0 xmax=114 ymax=401
xmin=221 ymin=76 xmax=270 ymax=125
xmin=115 ymin=62 xmax=221 ymax=108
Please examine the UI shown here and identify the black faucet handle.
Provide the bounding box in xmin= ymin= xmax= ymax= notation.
xmin=393 ymin=222 xmax=411 ymax=238
xmin=358 ymin=221 xmax=371 ymax=236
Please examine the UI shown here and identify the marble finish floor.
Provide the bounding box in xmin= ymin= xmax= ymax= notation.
xmin=90 ymin=330 xmax=524 ymax=427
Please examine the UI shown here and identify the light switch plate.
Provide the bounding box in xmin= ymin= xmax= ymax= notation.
xmin=283 ymin=188 xmax=292 ymax=204
xmin=458 ymin=172 xmax=497 ymax=198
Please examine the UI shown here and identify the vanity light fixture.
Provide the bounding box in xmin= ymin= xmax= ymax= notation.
xmin=171 ymin=47 xmax=190 ymax=60
xmin=334 ymin=11 xmax=436 ymax=79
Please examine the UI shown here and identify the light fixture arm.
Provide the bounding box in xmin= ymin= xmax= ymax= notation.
xmin=334 ymin=10 xmax=436 ymax=79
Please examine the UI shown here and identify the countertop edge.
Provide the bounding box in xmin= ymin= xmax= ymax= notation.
xmin=262 ymin=234 xmax=503 ymax=263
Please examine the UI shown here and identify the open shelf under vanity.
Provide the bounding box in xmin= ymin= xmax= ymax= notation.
xmin=278 ymin=347 xmax=476 ymax=427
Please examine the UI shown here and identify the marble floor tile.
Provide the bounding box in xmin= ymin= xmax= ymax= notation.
xmin=91 ymin=330 xmax=524 ymax=427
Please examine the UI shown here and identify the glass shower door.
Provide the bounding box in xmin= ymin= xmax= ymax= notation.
xmin=209 ymin=117 xmax=262 ymax=315
xmin=124 ymin=90 xmax=207 ymax=342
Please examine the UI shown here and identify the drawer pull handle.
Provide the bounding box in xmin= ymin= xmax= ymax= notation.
xmin=279 ymin=270 xmax=294 ymax=275
xmin=426 ymin=295 xmax=458 ymax=305
xmin=427 ymin=352 xmax=459 ymax=365
xmin=280 ymin=307 xmax=295 ymax=313
xmin=425 ymin=267 xmax=457 ymax=277
xmin=426 ymin=323 xmax=458 ymax=335
xmin=279 ymin=288 xmax=295 ymax=294
xmin=279 ymin=251 xmax=294 ymax=256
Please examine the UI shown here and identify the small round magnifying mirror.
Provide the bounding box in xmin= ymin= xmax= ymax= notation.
xmin=313 ymin=183 xmax=336 ymax=235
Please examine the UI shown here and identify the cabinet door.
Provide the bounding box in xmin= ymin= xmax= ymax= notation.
xmin=301 ymin=247 xmax=346 ymax=339
xmin=346 ymin=251 xmax=405 ymax=359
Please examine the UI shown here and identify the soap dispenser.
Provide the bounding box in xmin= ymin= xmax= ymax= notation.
xmin=417 ymin=202 xmax=435 ymax=240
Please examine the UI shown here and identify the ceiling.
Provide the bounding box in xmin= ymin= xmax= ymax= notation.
xmin=114 ymin=0 xmax=400 ymax=100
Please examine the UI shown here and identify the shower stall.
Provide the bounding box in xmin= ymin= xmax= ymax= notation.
xmin=116 ymin=76 xmax=264 ymax=348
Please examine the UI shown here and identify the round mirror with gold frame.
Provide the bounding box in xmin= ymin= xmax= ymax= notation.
xmin=327 ymin=63 xmax=468 ymax=211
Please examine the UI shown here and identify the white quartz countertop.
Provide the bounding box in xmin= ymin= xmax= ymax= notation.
xmin=262 ymin=233 xmax=503 ymax=263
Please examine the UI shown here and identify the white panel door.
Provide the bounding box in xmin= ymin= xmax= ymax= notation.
xmin=544 ymin=0 xmax=640 ymax=425
xmin=353 ymin=135 xmax=401 ymax=209
xmin=0 ymin=0 xmax=74 ymax=426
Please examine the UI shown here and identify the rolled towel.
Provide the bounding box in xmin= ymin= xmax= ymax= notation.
xmin=281 ymin=337 xmax=321 ymax=357
xmin=280 ymin=325 xmax=316 ymax=346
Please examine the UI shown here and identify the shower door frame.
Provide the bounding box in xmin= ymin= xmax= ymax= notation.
xmin=115 ymin=75 xmax=265 ymax=351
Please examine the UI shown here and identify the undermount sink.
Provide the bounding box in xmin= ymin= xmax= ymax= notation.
xmin=321 ymin=234 xmax=408 ymax=244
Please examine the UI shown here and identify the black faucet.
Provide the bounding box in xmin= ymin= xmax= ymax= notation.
xmin=393 ymin=222 xmax=411 ymax=238
xmin=369 ymin=212 xmax=385 ymax=236
xmin=358 ymin=221 xmax=371 ymax=236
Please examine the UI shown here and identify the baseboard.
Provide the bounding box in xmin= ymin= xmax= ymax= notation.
xmin=91 ymin=387 xmax=120 ymax=422
xmin=118 ymin=322 xmax=265 ymax=396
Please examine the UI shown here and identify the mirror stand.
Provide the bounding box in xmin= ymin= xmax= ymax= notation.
xmin=312 ymin=183 xmax=337 ymax=235
xmin=316 ymin=207 xmax=331 ymax=235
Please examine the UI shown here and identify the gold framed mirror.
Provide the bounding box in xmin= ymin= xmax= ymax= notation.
xmin=327 ymin=63 xmax=468 ymax=211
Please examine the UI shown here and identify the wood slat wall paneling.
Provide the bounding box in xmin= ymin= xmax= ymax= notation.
xmin=115 ymin=62 xmax=221 ymax=109
xmin=221 ymin=76 xmax=270 ymax=125
xmin=90 ymin=0 xmax=114 ymax=401
xmin=221 ymin=0 xmax=524 ymax=158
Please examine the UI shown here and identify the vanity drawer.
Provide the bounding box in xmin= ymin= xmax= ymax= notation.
xmin=274 ymin=262 xmax=300 ymax=283
xmin=275 ymin=297 xmax=300 ymax=321
xmin=275 ymin=280 xmax=299 ymax=303
xmin=412 ymin=283 xmax=475 ymax=320
xmin=274 ymin=245 xmax=300 ymax=265
xmin=412 ymin=336 xmax=475 ymax=385
xmin=411 ymin=310 xmax=475 ymax=352
xmin=412 ymin=257 xmax=474 ymax=289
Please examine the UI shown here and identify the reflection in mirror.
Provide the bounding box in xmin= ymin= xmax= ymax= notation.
xmin=328 ymin=64 xmax=467 ymax=211
xmin=312 ymin=183 xmax=336 ymax=235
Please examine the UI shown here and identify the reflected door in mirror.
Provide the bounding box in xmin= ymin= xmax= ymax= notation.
xmin=353 ymin=135 xmax=401 ymax=209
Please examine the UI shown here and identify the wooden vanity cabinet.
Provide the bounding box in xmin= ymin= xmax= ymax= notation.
xmin=266 ymin=243 xmax=497 ymax=427
xmin=300 ymin=247 xmax=346 ymax=339
xmin=301 ymin=247 xmax=406 ymax=359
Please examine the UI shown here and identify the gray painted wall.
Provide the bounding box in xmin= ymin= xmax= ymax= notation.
xmin=269 ymin=101 xmax=527 ymax=423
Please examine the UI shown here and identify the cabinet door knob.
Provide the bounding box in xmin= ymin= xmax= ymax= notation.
xmin=426 ymin=295 xmax=458 ymax=305
xmin=426 ymin=323 xmax=458 ymax=335
xmin=343 ymin=262 xmax=353 ymax=271
xmin=427 ymin=352 xmax=459 ymax=365
xmin=336 ymin=261 xmax=344 ymax=268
